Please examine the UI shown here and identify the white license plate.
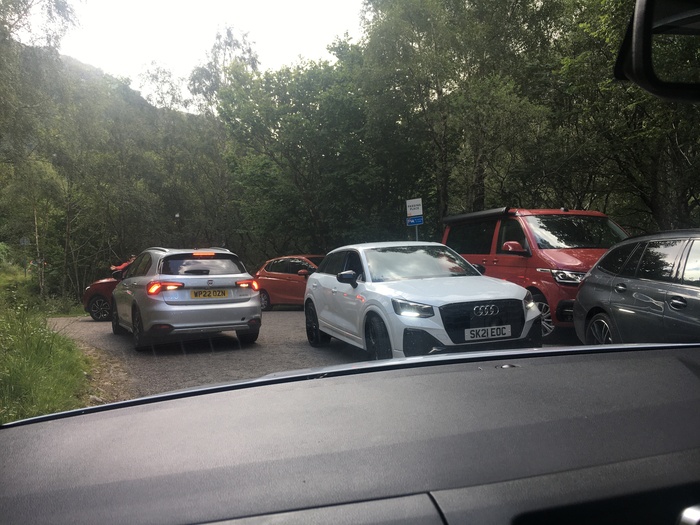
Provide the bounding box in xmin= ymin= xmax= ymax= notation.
xmin=465 ymin=325 xmax=511 ymax=341
xmin=190 ymin=289 xmax=228 ymax=299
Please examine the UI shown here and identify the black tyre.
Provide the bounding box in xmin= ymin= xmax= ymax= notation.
xmin=237 ymin=331 xmax=259 ymax=344
xmin=88 ymin=295 xmax=111 ymax=322
xmin=111 ymin=301 xmax=127 ymax=335
xmin=132 ymin=307 xmax=148 ymax=351
xmin=585 ymin=312 xmax=615 ymax=345
xmin=260 ymin=290 xmax=272 ymax=311
xmin=365 ymin=315 xmax=392 ymax=360
xmin=532 ymin=293 xmax=556 ymax=338
xmin=305 ymin=302 xmax=330 ymax=347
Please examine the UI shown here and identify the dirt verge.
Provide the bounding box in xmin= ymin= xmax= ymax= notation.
xmin=78 ymin=342 xmax=134 ymax=405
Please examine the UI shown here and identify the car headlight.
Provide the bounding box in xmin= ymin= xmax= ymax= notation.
xmin=523 ymin=290 xmax=536 ymax=310
xmin=551 ymin=270 xmax=586 ymax=285
xmin=392 ymin=298 xmax=434 ymax=318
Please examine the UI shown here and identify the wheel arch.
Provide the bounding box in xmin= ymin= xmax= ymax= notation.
xmin=362 ymin=307 xmax=393 ymax=350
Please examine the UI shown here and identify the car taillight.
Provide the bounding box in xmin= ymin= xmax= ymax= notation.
xmin=236 ymin=279 xmax=259 ymax=291
xmin=147 ymin=281 xmax=184 ymax=295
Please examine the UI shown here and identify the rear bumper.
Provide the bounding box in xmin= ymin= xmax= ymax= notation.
xmin=141 ymin=300 xmax=262 ymax=336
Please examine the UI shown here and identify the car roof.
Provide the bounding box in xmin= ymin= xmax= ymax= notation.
xmin=328 ymin=241 xmax=447 ymax=253
xmin=268 ymin=254 xmax=325 ymax=260
xmin=443 ymin=207 xmax=608 ymax=225
xmin=140 ymin=247 xmax=237 ymax=256
xmin=614 ymin=228 xmax=700 ymax=244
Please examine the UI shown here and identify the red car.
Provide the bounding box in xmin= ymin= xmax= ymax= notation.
xmin=442 ymin=207 xmax=627 ymax=337
xmin=255 ymin=255 xmax=324 ymax=311
xmin=82 ymin=277 xmax=118 ymax=321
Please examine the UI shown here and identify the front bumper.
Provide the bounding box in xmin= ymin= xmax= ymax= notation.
xmin=401 ymin=318 xmax=542 ymax=357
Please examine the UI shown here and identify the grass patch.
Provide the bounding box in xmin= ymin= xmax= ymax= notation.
xmin=0 ymin=264 xmax=90 ymax=425
xmin=0 ymin=306 xmax=90 ymax=424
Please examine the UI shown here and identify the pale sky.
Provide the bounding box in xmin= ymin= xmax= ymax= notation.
xmin=59 ymin=0 xmax=365 ymax=83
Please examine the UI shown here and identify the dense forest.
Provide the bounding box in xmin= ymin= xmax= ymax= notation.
xmin=1 ymin=0 xmax=699 ymax=303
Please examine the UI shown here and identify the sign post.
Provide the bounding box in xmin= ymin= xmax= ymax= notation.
xmin=406 ymin=198 xmax=423 ymax=241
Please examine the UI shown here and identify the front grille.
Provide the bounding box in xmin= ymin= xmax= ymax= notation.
xmin=439 ymin=299 xmax=525 ymax=344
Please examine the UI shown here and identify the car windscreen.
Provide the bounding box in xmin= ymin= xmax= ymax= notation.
xmin=161 ymin=254 xmax=247 ymax=276
xmin=524 ymin=215 xmax=627 ymax=249
xmin=364 ymin=246 xmax=480 ymax=282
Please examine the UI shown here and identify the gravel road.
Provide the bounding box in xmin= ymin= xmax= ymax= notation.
xmin=49 ymin=310 xmax=579 ymax=400
xmin=49 ymin=310 xmax=368 ymax=399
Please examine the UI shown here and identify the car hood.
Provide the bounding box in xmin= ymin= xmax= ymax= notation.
xmin=369 ymin=276 xmax=526 ymax=306
xmin=536 ymin=248 xmax=607 ymax=271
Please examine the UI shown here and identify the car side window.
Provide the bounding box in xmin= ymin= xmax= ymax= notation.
xmin=345 ymin=251 xmax=364 ymax=280
xmin=446 ymin=218 xmax=497 ymax=254
xmin=618 ymin=243 xmax=645 ymax=278
xmin=636 ymin=240 xmax=684 ymax=282
xmin=127 ymin=253 xmax=151 ymax=278
xmin=300 ymin=260 xmax=316 ymax=272
xmin=287 ymin=259 xmax=306 ymax=274
xmin=597 ymin=243 xmax=638 ymax=275
xmin=682 ymin=240 xmax=700 ymax=287
xmin=496 ymin=219 xmax=529 ymax=253
xmin=267 ymin=259 xmax=288 ymax=273
xmin=318 ymin=251 xmax=346 ymax=275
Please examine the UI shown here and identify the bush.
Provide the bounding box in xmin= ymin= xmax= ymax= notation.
xmin=0 ymin=266 xmax=90 ymax=425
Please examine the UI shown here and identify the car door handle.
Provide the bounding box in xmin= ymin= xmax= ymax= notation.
xmin=614 ymin=283 xmax=627 ymax=293
xmin=332 ymin=288 xmax=338 ymax=295
xmin=669 ymin=296 xmax=688 ymax=310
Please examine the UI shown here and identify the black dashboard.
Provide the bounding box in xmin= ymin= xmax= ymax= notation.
xmin=1 ymin=345 xmax=700 ymax=524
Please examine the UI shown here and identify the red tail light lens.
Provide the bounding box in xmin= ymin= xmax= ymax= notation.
xmin=147 ymin=281 xmax=184 ymax=295
xmin=236 ymin=279 xmax=260 ymax=291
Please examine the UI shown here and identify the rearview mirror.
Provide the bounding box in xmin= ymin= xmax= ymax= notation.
xmin=615 ymin=0 xmax=700 ymax=101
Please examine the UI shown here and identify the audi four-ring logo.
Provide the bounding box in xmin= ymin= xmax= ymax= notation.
xmin=473 ymin=305 xmax=499 ymax=316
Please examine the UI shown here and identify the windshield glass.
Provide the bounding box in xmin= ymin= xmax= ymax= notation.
xmin=2 ymin=0 xmax=699 ymax=427
xmin=365 ymin=246 xmax=480 ymax=282
xmin=524 ymin=216 xmax=628 ymax=250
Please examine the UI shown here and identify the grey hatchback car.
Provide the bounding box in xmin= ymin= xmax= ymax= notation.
xmin=111 ymin=247 xmax=262 ymax=350
xmin=574 ymin=229 xmax=700 ymax=345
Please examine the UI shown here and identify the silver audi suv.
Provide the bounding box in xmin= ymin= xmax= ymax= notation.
xmin=111 ymin=247 xmax=262 ymax=350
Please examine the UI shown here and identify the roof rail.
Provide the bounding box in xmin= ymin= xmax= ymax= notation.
xmin=442 ymin=207 xmax=512 ymax=225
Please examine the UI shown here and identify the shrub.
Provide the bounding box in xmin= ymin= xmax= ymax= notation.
xmin=0 ymin=271 xmax=90 ymax=425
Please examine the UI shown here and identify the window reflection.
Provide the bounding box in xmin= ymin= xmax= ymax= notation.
xmin=364 ymin=246 xmax=479 ymax=282
xmin=683 ymin=241 xmax=700 ymax=286
xmin=524 ymin=216 xmax=626 ymax=249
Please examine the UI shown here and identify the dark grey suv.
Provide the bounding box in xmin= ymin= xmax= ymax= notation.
xmin=574 ymin=230 xmax=700 ymax=344
xmin=111 ymin=247 xmax=262 ymax=350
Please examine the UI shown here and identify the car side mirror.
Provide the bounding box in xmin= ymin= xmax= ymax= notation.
xmin=112 ymin=270 xmax=123 ymax=280
xmin=337 ymin=270 xmax=359 ymax=288
xmin=298 ymin=269 xmax=309 ymax=278
xmin=501 ymin=241 xmax=529 ymax=255
xmin=615 ymin=0 xmax=700 ymax=101
xmin=473 ymin=264 xmax=486 ymax=275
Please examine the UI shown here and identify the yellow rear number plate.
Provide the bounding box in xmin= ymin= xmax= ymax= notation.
xmin=191 ymin=289 xmax=228 ymax=299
